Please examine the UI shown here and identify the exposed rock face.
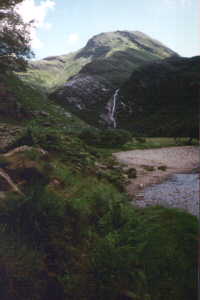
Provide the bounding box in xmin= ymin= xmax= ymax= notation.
xmin=52 ymin=30 xmax=178 ymax=127
xmin=0 ymin=123 xmax=23 ymax=152
xmin=54 ymin=74 xmax=113 ymax=125
xmin=116 ymin=56 xmax=200 ymax=137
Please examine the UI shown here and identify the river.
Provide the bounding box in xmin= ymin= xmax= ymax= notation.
xmin=136 ymin=172 xmax=199 ymax=216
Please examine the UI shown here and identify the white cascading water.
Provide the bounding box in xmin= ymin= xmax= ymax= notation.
xmin=111 ymin=88 xmax=119 ymax=128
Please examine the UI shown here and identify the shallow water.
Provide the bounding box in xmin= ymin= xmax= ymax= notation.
xmin=138 ymin=173 xmax=199 ymax=216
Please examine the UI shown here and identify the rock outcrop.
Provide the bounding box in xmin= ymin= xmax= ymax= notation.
xmin=0 ymin=123 xmax=23 ymax=152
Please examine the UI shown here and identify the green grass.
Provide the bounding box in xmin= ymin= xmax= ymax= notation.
xmin=90 ymin=137 xmax=198 ymax=157
xmin=115 ymin=137 xmax=198 ymax=152
xmin=2 ymin=173 xmax=197 ymax=300
xmin=1 ymin=73 xmax=89 ymax=132
xmin=18 ymin=51 xmax=92 ymax=92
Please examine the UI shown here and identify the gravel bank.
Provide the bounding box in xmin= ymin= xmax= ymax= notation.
xmin=113 ymin=146 xmax=199 ymax=213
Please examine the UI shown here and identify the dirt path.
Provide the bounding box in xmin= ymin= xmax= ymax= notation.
xmin=113 ymin=146 xmax=199 ymax=198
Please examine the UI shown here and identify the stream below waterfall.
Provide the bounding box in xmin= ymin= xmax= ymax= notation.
xmin=136 ymin=172 xmax=199 ymax=216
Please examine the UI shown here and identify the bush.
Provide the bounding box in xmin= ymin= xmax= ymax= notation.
xmin=126 ymin=168 xmax=137 ymax=178
xmin=101 ymin=129 xmax=132 ymax=147
xmin=0 ymin=156 xmax=9 ymax=168
xmin=9 ymin=126 xmax=67 ymax=152
xmin=79 ymin=128 xmax=132 ymax=148
xmin=1 ymin=185 xmax=198 ymax=300
xmin=81 ymin=205 xmax=198 ymax=300
xmin=78 ymin=128 xmax=102 ymax=146
xmin=2 ymin=189 xmax=66 ymax=246
xmin=142 ymin=165 xmax=155 ymax=171
xmin=135 ymin=137 xmax=146 ymax=143
xmin=158 ymin=165 xmax=167 ymax=171
xmin=132 ymin=206 xmax=198 ymax=300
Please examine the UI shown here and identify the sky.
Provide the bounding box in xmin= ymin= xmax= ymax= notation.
xmin=16 ymin=0 xmax=199 ymax=59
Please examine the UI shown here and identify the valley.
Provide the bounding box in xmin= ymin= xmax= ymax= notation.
xmin=0 ymin=28 xmax=199 ymax=300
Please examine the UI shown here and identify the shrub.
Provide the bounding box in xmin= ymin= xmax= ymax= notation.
xmin=2 ymin=188 xmax=66 ymax=246
xmin=79 ymin=128 xmax=132 ymax=148
xmin=126 ymin=168 xmax=137 ymax=178
xmin=101 ymin=129 xmax=132 ymax=147
xmin=141 ymin=165 xmax=155 ymax=171
xmin=78 ymin=128 xmax=102 ymax=146
xmin=1 ymin=186 xmax=198 ymax=300
xmin=158 ymin=165 xmax=167 ymax=171
xmin=132 ymin=206 xmax=198 ymax=300
xmin=8 ymin=126 xmax=64 ymax=151
xmin=86 ymin=206 xmax=198 ymax=300
xmin=0 ymin=156 xmax=9 ymax=168
xmin=135 ymin=137 xmax=146 ymax=143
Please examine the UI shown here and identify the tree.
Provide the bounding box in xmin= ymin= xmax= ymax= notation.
xmin=0 ymin=0 xmax=33 ymax=71
xmin=1 ymin=0 xmax=23 ymax=8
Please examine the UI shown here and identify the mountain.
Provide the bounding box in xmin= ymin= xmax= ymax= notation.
xmin=116 ymin=56 xmax=200 ymax=138
xmin=21 ymin=30 xmax=178 ymax=93
xmin=49 ymin=30 xmax=178 ymax=126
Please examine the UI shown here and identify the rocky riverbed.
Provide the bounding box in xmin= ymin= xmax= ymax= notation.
xmin=135 ymin=173 xmax=199 ymax=216
xmin=114 ymin=146 xmax=199 ymax=215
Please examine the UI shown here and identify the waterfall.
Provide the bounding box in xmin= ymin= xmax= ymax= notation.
xmin=111 ymin=89 xmax=119 ymax=128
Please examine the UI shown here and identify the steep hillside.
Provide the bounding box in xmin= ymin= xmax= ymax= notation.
xmin=51 ymin=30 xmax=178 ymax=126
xmin=0 ymin=73 xmax=90 ymax=152
xmin=20 ymin=51 xmax=92 ymax=92
xmin=116 ymin=56 xmax=200 ymax=137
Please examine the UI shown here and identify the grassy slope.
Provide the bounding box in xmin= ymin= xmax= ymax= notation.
xmin=19 ymin=52 xmax=93 ymax=92
xmin=0 ymin=71 xmax=198 ymax=300
xmin=0 ymin=136 xmax=198 ymax=300
xmin=1 ymin=73 xmax=89 ymax=130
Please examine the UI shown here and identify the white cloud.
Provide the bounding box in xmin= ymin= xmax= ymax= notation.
xmin=31 ymin=30 xmax=44 ymax=49
xmin=67 ymin=33 xmax=80 ymax=44
xmin=43 ymin=22 xmax=52 ymax=30
xmin=16 ymin=0 xmax=55 ymax=49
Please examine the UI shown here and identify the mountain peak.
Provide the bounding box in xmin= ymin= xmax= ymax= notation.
xmin=77 ymin=30 xmax=179 ymax=59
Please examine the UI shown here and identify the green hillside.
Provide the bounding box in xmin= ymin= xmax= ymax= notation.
xmin=117 ymin=56 xmax=200 ymax=138
xmin=19 ymin=52 xmax=92 ymax=92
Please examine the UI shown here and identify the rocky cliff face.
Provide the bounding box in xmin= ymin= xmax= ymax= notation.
xmin=53 ymin=74 xmax=113 ymax=125
xmin=116 ymin=56 xmax=200 ymax=137
xmin=52 ymin=30 xmax=178 ymax=127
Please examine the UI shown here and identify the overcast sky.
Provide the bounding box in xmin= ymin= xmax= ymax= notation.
xmin=17 ymin=0 xmax=199 ymax=59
